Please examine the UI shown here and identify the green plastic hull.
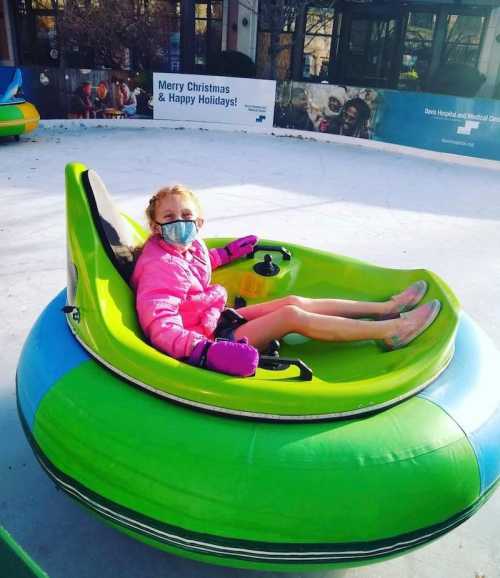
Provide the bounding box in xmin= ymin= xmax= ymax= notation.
xmin=17 ymin=294 xmax=490 ymax=571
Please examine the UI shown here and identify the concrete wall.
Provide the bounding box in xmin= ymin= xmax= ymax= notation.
xmin=478 ymin=7 xmax=500 ymax=98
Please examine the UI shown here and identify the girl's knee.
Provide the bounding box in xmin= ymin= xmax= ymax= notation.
xmin=280 ymin=304 xmax=305 ymax=330
xmin=283 ymin=295 xmax=305 ymax=309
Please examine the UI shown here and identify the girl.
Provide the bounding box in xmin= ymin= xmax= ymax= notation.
xmin=131 ymin=186 xmax=441 ymax=378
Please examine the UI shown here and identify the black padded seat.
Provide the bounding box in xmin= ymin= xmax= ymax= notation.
xmin=82 ymin=170 xmax=144 ymax=283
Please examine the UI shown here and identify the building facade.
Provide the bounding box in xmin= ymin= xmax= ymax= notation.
xmin=256 ymin=0 xmax=500 ymax=98
xmin=3 ymin=0 xmax=500 ymax=98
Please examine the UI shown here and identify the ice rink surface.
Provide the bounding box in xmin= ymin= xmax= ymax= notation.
xmin=1 ymin=125 xmax=499 ymax=578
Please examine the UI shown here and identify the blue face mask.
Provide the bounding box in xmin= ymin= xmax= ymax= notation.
xmin=156 ymin=219 xmax=198 ymax=247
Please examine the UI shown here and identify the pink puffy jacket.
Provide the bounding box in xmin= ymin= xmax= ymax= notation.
xmin=131 ymin=235 xmax=228 ymax=359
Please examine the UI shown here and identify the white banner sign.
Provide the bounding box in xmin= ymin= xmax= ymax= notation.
xmin=153 ymin=73 xmax=276 ymax=128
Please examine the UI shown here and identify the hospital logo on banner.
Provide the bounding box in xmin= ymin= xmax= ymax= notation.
xmin=457 ymin=121 xmax=480 ymax=135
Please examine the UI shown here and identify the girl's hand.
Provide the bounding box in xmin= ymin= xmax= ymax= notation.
xmin=217 ymin=235 xmax=258 ymax=265
xmin=188 ymin=338 xmax=258 ymax=377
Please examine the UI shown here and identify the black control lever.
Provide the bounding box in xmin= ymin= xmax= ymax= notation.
xmin=248 ymin=244 xmax=292 ymax=261
xmin=258 ymin=355 xmax=313 ymax=381
xmin=254 ymin=254 xmax=280 ymax=277
xmin=261 ymin=339 xmax=281 ymax=357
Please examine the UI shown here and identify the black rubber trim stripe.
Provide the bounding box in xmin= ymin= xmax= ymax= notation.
xmin=16 ymin=380 xmax=496 ymax=565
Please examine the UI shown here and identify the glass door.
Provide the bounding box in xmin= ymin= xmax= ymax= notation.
xmin=398 ymin=11 xmax=437 ymax=91
xmin=194 ymin=0 xmax=223 ymax=73
xmin=342 ymin=15 xmax=398 ymax=87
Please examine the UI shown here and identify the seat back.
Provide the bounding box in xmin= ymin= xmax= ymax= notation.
xmin=82 ymin=170 xmax=145 ymax=282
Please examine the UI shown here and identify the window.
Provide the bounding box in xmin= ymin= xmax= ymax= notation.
xmin=0 ymin=3 xmax=11 ymax=63
xmin=13 ymin=0 xmax=61 ymax=66
xmin=345 ymin=17 xmax=397 ymax=87
xmin=256 ymin=0 xmax=297 ymax=80
xmin=330 ymin=3 xmax=491 ymax=93
xmin=156 ymin=0 xmax=181 ymax=72
xmin=442 ymin=14 xmax=487 ymax=68
xmin=31 ymin=0 xmax=64 ymax=8
xmin=422 ymin=11 xmax=490 ymax=97
xmin=194 ymin=0 xmax=223 ymax=73
xmin=35 ymin=15 xmax=58 ymax=63
xmin=302 ymin=5 xmax=335 ymax=82
xmin=399 ymin=11 xmax=437 ymax=90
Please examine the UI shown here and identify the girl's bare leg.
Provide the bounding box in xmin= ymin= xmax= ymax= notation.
xmin=236 ymin=295 xmax=393 ymax=322
xmin=234 ymin=305 xmax=400 ymax=351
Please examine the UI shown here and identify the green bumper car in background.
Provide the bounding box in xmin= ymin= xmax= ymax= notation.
xmin=0 ymin=68 xmax=39 ymax=139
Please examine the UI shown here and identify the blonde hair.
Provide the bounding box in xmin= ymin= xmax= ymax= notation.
xmin=145 ymin=185 xmax=203 ymax=229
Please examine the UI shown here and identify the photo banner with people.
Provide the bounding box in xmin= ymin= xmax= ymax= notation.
xmin=274 ymin=82 xmax=378 ymax=139
xmin=153 ymin=73 xmax=276 ymax=128
xmin=274 ymin=80 xmax=500 ymax=162
xmin=0 ymin=66 xmax=153 ymax=121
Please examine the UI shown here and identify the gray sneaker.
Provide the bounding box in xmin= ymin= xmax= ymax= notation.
xmin=383 ymin=299 xmax=441 ymax=351
xmin=379 ymin=280 xmax=429 ymax=320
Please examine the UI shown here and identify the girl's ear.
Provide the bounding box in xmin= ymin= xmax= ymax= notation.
xmin=196 ymin=217 xmax=204 ymax=229
xmin=151 ymin=222 xmax=161 ymax=235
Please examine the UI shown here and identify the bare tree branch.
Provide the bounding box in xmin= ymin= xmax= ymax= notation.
xmin=60 ymin=0 xmax=177 ymax=70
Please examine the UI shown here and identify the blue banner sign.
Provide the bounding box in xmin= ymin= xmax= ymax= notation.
xmin=374 ymin=90 xmax=500 ymax=162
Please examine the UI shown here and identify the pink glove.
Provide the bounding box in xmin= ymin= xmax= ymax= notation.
xmin=215 ymin=235 xmax=258 ymax=266
xmin=188 ymin=338 xmax=259 ymax=377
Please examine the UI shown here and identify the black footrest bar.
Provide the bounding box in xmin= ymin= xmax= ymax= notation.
xmin=258 ymin=355 xmax=313 ymax=381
